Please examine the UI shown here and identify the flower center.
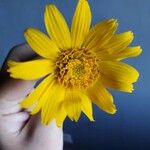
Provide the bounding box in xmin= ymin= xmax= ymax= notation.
xmin=55 ymin=48 xmax=99 ymax=89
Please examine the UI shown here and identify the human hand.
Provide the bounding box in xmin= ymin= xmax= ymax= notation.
xmin=0 ymin=44 xmax=63 ymax=150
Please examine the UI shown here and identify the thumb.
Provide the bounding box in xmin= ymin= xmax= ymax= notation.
xmin=0 ymin=43 xmax=38 ymax=135
xmin=20 ymin=115 xmax=63 ymax=150
xmin=0 ymin=43 xmax=38 ymax=102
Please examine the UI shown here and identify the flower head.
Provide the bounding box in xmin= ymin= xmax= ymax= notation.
xmin=7 ymin=0 xmax=142 ymax=126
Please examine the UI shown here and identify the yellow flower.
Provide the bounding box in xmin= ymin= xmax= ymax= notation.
xmin=7 ymin=0 xmax=142 ymax=126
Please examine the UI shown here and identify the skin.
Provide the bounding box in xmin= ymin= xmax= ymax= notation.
xmin=0 ymin=43 xmax=63 ymax=150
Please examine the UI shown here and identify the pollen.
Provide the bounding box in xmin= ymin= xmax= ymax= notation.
xmin=55 ymin=48 xmax=100 ymax=89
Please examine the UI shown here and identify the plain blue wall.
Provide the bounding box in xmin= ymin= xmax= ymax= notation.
xmin=0 ymin=0 xmax=150 ymax=149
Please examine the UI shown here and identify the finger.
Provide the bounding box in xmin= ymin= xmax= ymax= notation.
xmin=0 ymin=43 xmax=38 ymax=102
xmin=0 ymin=44 xmax=40 ymax=136
xmin=0 ymin=112 xmax=30 ymax=134
xmin=1 ymin=43 xmax=37 ymax=74
xmin=0 ymin=97 xmax=22 ymax=109
xmin=0 ymin=78 xmax=35 ymax=102
xmin=20 ymin=115 xmax=63 ymax=149
xmin=1 ymin=111 xmax=29 ymax=122
xmin=0 ymin=104 xmax=21 ymax=115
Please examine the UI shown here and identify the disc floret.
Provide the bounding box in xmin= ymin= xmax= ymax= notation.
xmin=55 ymin=48 xmax=99 ymax=89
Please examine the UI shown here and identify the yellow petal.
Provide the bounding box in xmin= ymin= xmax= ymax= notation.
xmin=117 ymin=46 xmax=142 ymax=60
xmin=87 ymin=80 xmax=116 ymax=114
xmin=55 ymin=103 xmax=67 ymax=127
xmin=83 ymin=19 xmax=118 ymax=51
xmin=101 ymin=31 xmax=134 ymax=54
xmin=71 ymin=0 xmax=91 ymax=48
xmin=100 ymin=74 xmax=134 ymax=93
xmin=20 ymin=75 xmax=53 ymax=108
xmin=31 ymin=82 xmax=52 ymax=115
xmin=31 ymin=100 xmax=43 ymax=115
xmin=99 ymin=61 xmax=139 ymax=83
xmin=41 ymin=83 xmax=65 ymax=125
xmin=7 ymin=60 xmax=18 ymax=67
xmin=24 ymin=28 xmax=59 ymax=59
xmin=80 ymin=92 xmax=94 ymax=121
xmin=44 ymin=4 xmax=71 ymax=49
xmin=64 ymin=90 xmax=82 ymax=122
xmin=97 ymin=46 xmax=142 ymax=61
xmin=7 ymin=59 xmax=53 ymax=80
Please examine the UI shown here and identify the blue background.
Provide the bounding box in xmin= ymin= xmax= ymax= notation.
xmin=0 ymin=0 xmax=150 ymax=149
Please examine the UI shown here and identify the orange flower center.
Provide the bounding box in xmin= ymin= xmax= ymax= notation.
xmin=55 ymin=48 xmax=99 ymax=89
